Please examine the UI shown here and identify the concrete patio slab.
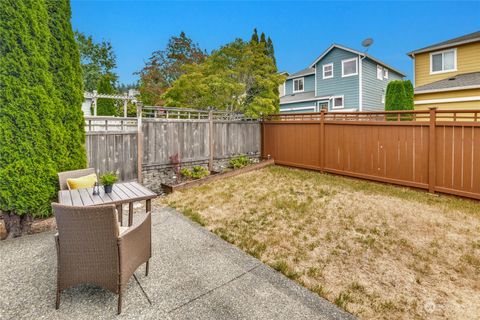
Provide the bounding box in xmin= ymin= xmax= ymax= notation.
xmin=0 ymin=208 xmax=355 ymax=320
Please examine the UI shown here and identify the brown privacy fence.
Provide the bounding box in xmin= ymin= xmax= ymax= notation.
xmin=262 ymin=109 xmax=480 ymax=200
xmin=85 ymin=107 xmax=261 ymax=182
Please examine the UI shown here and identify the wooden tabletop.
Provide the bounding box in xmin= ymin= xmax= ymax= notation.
xmin=58 ymin=182 xmax=157 ymax=207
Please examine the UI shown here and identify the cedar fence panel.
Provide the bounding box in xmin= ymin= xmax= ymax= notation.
xmin=262 ymin=109 xmax=480 ymax=200
xmin=85 ymin=112 xmax=261 ymax=182
xmin=85 ymin=132 xmax=138 ymax=181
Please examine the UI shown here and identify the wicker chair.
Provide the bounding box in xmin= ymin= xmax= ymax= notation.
xmin=52 ymin=203 xmax=151 ymax=314
xmin=57 ymin=168 xmax=96 ymax=190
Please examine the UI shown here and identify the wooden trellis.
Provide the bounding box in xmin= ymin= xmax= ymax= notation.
xmin=84 ymin=90 xmax=138 ymax=117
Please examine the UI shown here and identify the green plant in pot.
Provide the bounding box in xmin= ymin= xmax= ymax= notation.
xmin=100 ymin=172 xmax=118 ymax=193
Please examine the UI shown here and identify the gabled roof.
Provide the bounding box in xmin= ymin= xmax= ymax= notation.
xmin=308 ymin=44 xmax=406 ymax=76
xmin=286 ymin=68 xmax=315 ymax=80
xmin=414 ymin=72 xmax=480 ymax=94
xmin=407 ymin=31 xmax=480 ymax=57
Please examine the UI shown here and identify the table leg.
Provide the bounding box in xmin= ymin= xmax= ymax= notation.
xmin=117 ymin=205 xmax=123 ymax=226
xmin=128 ymin=202 xmax=133 ymax=227
xmin=146 ymin=199 xmax=151 ymax=213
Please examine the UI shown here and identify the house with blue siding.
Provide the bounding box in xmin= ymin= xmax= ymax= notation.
xmin=280 ymin=44 xmax=406 ymax=113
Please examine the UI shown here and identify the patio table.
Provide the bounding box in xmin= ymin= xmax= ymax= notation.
xmin=58 ymin=182 xmax=157 ymax=226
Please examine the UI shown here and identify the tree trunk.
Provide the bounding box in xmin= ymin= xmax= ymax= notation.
xmin=1 ymin=212 xmax=33 ymax=239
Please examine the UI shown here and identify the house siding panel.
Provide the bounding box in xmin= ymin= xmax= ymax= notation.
xmin=280 ymin=100 xmax=318 ymax=113
xmin=284 ymin=74 xmax=315 ymax=95
xmin=414 ymin=42 xmax=480 ymax=87
xmin=315 ymin=48 xmax=359 ymax=110
xmin=362 ymin=58 xmax=404 ymax=112
xmin=414 ymin=88 xmax=480 ymax=111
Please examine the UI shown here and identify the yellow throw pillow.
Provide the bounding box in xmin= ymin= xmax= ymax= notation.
xmin=67 ymin=173 xmax=97 ymax=190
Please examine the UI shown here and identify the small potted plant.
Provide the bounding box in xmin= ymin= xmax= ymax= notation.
xmin=100 ymin=171 xmax=118 ymax=193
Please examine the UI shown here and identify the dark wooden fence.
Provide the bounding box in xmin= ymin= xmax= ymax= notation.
xmin=262 ymin=109 xmax=480 ymax=200
xmin=85 ymin=107 xmax=261 ymax=181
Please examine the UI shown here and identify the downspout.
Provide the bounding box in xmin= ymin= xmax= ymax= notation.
xmin=359 ymin=54 xmax=366 ymax=112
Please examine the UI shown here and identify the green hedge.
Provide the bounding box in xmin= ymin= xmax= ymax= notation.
xmin=385 ymin=80 xmax=414 ymax=112
xmin=0 ymin=0 xmax=85 ymax=221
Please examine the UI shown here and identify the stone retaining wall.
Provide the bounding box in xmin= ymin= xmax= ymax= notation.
xmin=142 ymin=154 xmax=260 ymax=194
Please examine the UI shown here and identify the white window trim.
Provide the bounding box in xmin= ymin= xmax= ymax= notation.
xmin=383 ymin=68 xmax=389 ymax=79
xmin=376 ymin=65 xmax=383 ymax=80
xmin=331 ymin=95 xmax=344 ymax=109
xmin=322 ymin=63 xmax=334 ymax=79
xmin=341 ymin=58 xmax=358 ymax=77
xmin=292 ymin=77 xmax=305 ymax=93
xmin=280 ymin=106 xmax=316 ymax=112
xmin=430 ymin=48 xmax=457 ymax=75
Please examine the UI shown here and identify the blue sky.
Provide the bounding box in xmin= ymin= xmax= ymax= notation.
xmin=71 ymin=1 xmax=480 ymax=85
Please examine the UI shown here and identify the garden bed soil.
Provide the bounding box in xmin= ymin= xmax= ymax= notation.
xmin=161 ymin=159 xmax=274 ymax=193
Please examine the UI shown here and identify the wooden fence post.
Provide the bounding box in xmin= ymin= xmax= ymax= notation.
xmin=319 ymin=109 xmax=326 ymax=172
xmin=137 ymin=103 xmax=143 ymax=183
xmin=208 ymin=110 xmax=214 ymax=171
xmin=428 ymin=107 xmax=437 ymax=193
xmin=260 ymin=119 xmax=265 ymax=160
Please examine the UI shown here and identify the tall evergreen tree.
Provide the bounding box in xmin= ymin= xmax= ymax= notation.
xmin=96 ymin=75 xmax=118 ymax=116
xmin=260 ymin=32 xmax=266 ymax=46
xmin=403 ymin=80 xmax=414 ymax=110
xmin=267 ymin=37 xmax=277 ymax=67
xmin=0 ymin=0 xmax=58 ymax=237
xmin=46 ymin=0 xmax=86 ymax=171
xmin=250 ymin=28 xmax=259 ymax=44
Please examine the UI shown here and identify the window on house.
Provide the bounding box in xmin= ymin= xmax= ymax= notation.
xmin=431 ymin=49 xmax=456 ymax=73
xmin=293 ymin=78 xmax=304 ymax=92
xmin=383 ymin=69 xmax=389 ymax=79
xmin=332 ymin=96 xmax=344 ymax=109
xmin=377 ymin=65 xmax=383 ymax=80
xmin=342 ymin=58 xmax=358 ymax=77
xmin=323 ymin=63 xmax=333 ymax=79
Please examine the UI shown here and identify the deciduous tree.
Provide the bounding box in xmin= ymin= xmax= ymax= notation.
xmin=162 ymin=39 xmax=284 ymax=118
xmin=75 ymin=31 xmax=117 ymax=92
xmin=137 ymin=32 xmax=207 ymax=105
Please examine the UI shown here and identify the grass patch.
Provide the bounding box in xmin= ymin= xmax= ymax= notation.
xmin=157 ymin=165 xmax=480 ymax=319
xmin=181 ymin=207 xmax=205 ymax=226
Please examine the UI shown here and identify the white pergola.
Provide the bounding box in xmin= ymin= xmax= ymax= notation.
xmin=83 ymin=90 xmax=138 ymax=117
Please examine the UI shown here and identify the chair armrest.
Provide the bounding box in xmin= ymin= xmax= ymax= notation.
xmin=118 ymin=212 xmax=152 ymax=286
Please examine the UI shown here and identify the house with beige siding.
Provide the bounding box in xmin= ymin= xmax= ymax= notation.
xmin=407 ymin=31 xmax=480 ymax=110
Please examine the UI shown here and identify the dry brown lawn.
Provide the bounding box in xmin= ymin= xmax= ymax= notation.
xmin=156 ymin=165 xmax=480 ymax=320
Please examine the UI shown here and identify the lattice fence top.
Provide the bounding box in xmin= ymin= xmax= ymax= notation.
xmin=141 ymin=106 xmax=255 ymax=121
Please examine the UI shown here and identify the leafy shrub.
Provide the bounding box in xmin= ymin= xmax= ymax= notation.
xmin=180 ymin=166 xmax=210 ymax=179
xmin=229 ymin=156 xmax=251 ymax=169
xmin=100 ymin=172 xmax=118 ymax=186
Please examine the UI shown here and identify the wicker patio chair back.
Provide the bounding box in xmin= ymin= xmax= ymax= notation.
xmin=57 ymin=168 xmax=96 ymax=190
xmin=52 ymin=203 xmax=120 ymax=294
